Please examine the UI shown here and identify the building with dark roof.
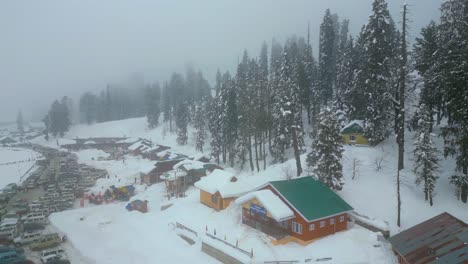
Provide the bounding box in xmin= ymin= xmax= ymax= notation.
xmin=235 ymin=176 xmax=353 ymax=245
xmin=388 ymin=212 xmax=468 ymax=264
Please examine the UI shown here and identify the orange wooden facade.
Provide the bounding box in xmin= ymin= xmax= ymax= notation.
xmin=240 ymin=185 xmax=349 ymax=244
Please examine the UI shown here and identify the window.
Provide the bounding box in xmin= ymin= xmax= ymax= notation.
xmin=350 ymin=135 xmax=356 ymax=141
xmin=320 ymin=221 xmax=325 ymax=228
xmin=309 ymin=224 xmax=315 ymax=231
xmin=330 ymin=218 xmax=335 ymax=225
xmin=279 ymin=221 xmax=288 ymax=229
xmin=211 ymin=194 xmax=218 ymax=204
xmin=340 ymin=216 xmax=345 ymax=222
xmin=291 ymin=221 xmax=302 ymax=234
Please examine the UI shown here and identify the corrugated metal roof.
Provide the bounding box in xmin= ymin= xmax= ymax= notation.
xmin=388 ymin=212 xmax=468 ymax=264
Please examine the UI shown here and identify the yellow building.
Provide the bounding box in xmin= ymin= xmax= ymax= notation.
xmin=194 ymin=169 xmax=239 ymax=211
xmin=341 ymin=120 xmax=370 ymax=145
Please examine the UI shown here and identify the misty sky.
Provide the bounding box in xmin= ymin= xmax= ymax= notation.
xmin=1 ymin=0 xmax=444 ymax=122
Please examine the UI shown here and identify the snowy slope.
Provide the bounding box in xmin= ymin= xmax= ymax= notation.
xmin=0 ymin=147 xmax=42 ymax=189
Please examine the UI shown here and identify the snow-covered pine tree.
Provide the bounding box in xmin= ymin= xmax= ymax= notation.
xmin=216 ymin=71 xmax=238 ymax=166
xmin=175 ymin=101 xmax=189 ymax=145
xmin=413 ymin=21 xmax=439 ymax=131
xmin=319 ymin=9 xmax=337 ymax=105
xmin=145 ymin=83 xmax=161 ymax=129
xmin=306 ymin=107 xmax=344 ymax=190
xmin=258 ymin=42 xmax=269 ymax=170
xmin=16 ymin=111 xmax=24 ymax=137
xmin=207 ymin=96 xmax=223 ymax=164
xmin=334 ymin=21 xmax=353 ymax=128
xmin=413 ymin=103 xmax=440 ymax=206
xmin=269 ymin=40 xmax=283 ymax=154
xmin=236 ymin=51 xmax=252 ymax=169
xmin=162 ymin=83 xmax=172 ymax=131
xmin=193 ymin=101 xmax=206 ymax=152
xmin=438 ymin=0 xmax=468 ymax=203
xmin=42 ymin=114 xmax=50 ymax=141
xmin=359 ymin=0 xmax=396 ymax=145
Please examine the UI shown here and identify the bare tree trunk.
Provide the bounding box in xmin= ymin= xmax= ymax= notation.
xmin=254 ymin=134 xmax=260 ymax=172
xmin=248 ymin=136 xmax=254 ymax=172
xmin=397 ymin=169 xmax=401 ymax=227
xmin=291 ymin=126 xmax=302 ymax=176
xmin=263 ymin=132 xmax=267 ymax=170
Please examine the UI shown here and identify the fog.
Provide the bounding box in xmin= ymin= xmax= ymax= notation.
xmin=0 ymin=0 xmax=443 ymax=122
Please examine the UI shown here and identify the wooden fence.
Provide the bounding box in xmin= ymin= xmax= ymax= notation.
xmin=205 ymin=232 xmax=253 ymax=259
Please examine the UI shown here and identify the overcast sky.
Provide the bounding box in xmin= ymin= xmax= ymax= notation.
xmin=0 ymin=0 xmax=444 ymax=122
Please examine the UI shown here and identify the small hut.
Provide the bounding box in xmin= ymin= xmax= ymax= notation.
xmin=341 ymin=120 xmax=370 ymax=145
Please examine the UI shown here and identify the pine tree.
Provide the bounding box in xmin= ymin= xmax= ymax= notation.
xmin=335 ymin=35 xmax=354 ymax=127
xmin=207 ymin=96 xmax=223 ymax=163
xmin=193 ymin=102 xmax=206 ymax=152
xmin=319 ymin=9 xmax=337 ymax=105
xmin=413 ymin=104 xmax=440 ymax=206
xmin=306 ymin=107 xmax=344 ymax=190
xmin=162 ymin=83 xmax=172 ymax=131
xmin=16 ymin=111 xmax=24 ymax=138
xmin=359 ymin=0 xmax=396 ymax=144
xmin=438 ymin=0 xmax=468 ymax=203
xmin=79 ymin=92 xmax=98 ymax=124
xmin=175 ymin=102 xmax=189 ymax=145
xmin=42 ymin=114 xmax=50 ymax=141
xmin=145 ymin=83 xmax=161 ymax=129
xmin=413 ymin=21 xmax=439 ymax=131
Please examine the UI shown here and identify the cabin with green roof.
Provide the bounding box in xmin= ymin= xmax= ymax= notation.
xmin=341 ymin=120 xmax=370 ymax=145
xmin=235 ymin=177 xmax=353 ymax=245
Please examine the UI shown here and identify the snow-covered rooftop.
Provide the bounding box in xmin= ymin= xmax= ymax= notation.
xmin=117 ymin=137 xmax=140 ymax=144
xmin=160 ymin=169 xmax=188 ymax=181
xmin=174 ymin=159 xmax=205 ymax=171
xmin=341 ymin=120 xmax=365 ymax=133
xmin=235 ymin=189 xmax=294 ymax=222
xmin=194 ymin=169 xmax=239 ymax=197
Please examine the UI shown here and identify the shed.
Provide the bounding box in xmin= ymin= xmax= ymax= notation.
xmin=194 ymin=169 xmax=239 ymax=211
xmin=341 ymin=120 xmax=370 ymax=145
xmin=388 ymin=212 xmax=468 ymax=264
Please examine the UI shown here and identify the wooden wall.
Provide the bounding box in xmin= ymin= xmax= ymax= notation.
xmin=342 ymin=134 xmax=369 ymax=145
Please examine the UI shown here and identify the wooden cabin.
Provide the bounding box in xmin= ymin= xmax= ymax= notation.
xmin=388 ymin=212 xmax=468 ymax=264
xmin=341 ymin=120 xmax=370 ymax=145
xmin=235 ymin=177 xmax=353 ymax=245
xmin=142 ymin=159 xmax=185 ymax=185
xmin=194 ymin=169 xmax=239 ymax=211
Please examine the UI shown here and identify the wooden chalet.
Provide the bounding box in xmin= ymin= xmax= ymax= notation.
xmin=341 ymin=120 xmax=370 ymax=145
xmin=141 ymin=159 xmax=185 ymax=185
xmin=235 ymin=177 xmax=353 ymax=245
xmin=388 ymin=212 xmax=468 ymax=264
xmin=194 ymin=169 xmax=241 ymax=211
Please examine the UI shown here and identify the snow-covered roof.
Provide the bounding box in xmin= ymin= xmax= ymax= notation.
xmin=117 ymin=137 xmax=140 ymax=144
xmin=84 ymin=140 xmax=96 ymax=144
xmin=235 ymin=190 xmax=294 ymax=222
xmin=341 ymin=120 xmax=365 ymax=133
xmin=129 ymin=141 xmax=151 ymax=151
xmin=160 ymin=169 xmax=188 ymax=181
xmin=194 ymin=169 xmax=239 ymax=197
xmin=173 ymin=160 xmax=205 ymax=171
xmin=191 ymin=153 xmax=210 ymax=161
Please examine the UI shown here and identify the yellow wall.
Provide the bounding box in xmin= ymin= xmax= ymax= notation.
xmin=199 ymin=190 xmax=232 ymax=211
xmin=241 ymin=198 xmax=274 ymax=219
xmin=343 ymin=134 xmax=369 ymax=145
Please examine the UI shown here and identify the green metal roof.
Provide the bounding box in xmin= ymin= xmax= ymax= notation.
xmin=269 ymin=177 xmax=353 ymax=222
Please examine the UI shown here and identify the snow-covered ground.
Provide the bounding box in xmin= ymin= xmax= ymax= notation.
xmin=0 ymin=147 xmax=42 ymax=190
xmin=29 ymin=117 xmax=467 ymax=264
